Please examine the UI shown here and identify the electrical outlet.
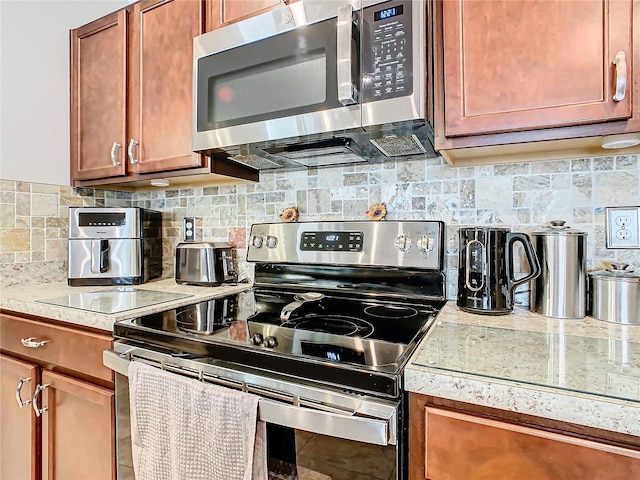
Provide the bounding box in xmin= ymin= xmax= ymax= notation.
xmin=606 ymin=207 xmax=640 ymax=248
xmin=183 ymin=217 xmax=196 ymax=242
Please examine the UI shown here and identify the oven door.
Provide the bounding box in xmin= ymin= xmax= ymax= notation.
xmin=104 ymin=347 xmax=402 ymax=480
xmin=192 ymin=0 xmax=362 ymax=154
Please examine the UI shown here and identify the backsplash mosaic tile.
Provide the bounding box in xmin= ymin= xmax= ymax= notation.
xmin=2 ymin=154 xmax=639 ymax=300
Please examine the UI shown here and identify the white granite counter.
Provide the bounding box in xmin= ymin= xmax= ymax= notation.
xmin=0 ymin=279 xmax=252 ymax=332
xmin=405 ymin=302 xmax=640 ymax=437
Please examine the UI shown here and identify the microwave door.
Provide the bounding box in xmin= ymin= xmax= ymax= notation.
xmin=193 ymin=0 xmax=362 ymax=154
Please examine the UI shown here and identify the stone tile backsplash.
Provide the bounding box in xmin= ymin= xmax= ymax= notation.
xmin=1 ymin=154 xmax=639 ymax=300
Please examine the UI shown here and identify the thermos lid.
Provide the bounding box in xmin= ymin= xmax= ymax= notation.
xmin=532 ymin=220 xmax=587 ymax=236
xmin=589 ymin=263 xmax=640 ymax=282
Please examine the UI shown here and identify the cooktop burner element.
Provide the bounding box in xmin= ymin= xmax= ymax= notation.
xmin=114 ymin=220 xmax=447 ymax=397
xmin=282 ymin=315 xmax=374 ymax=338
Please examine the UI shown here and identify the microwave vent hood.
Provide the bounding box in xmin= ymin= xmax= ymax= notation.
xmin=192 ymin=0 xmax=439 ymax=172
xmin=205 ymin=124 xmax=438 ymax=173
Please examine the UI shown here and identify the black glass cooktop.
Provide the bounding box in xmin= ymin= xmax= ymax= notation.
xmin=114 ymin=289 xmax=445 ymax=397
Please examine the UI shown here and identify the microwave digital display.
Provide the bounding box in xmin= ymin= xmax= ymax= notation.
xmin=374 ymin=4 xmax=403 ymax=21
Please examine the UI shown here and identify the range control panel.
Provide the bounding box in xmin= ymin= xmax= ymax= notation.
xmin=361 ymin=0 xmax=413 ymax=102
xmin=247 ymin=220 xmax=444 ymax=271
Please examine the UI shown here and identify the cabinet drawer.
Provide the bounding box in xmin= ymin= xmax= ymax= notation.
xmin=424 ymin=407 xmax=640 ymax=480
xmin=0 ymin=313 xmax=113 ymax=382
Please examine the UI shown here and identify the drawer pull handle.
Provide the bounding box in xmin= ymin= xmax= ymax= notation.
xmin=33 ymin=383 xmax=50 ymax=418
xmin=15 ymin=377 xmax=32 ymax=408
xmin=20 ymin=337 xmax=50 ymax=348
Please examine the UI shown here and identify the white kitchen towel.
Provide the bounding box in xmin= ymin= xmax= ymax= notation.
xmin=128 ymin=361 xmax=267 ymax=480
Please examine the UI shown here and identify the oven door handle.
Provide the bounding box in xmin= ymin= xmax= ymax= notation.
xmin=103 ymin=350 xmax=394 ymax=446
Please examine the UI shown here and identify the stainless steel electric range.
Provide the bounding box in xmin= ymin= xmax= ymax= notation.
xmin=105 ymin=220 xmax=446 ymax=480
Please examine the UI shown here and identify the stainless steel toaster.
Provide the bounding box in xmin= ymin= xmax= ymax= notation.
xmin=175 ymin=242 xmax=237 ymax=286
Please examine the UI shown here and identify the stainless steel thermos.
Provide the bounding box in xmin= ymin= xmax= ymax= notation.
xmin=457 ymin=227 xmax=541 ymax=315
xmin=530 ymin=220 xmax=587 ymax=319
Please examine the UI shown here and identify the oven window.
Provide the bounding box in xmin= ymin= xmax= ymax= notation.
xmin=268 ymin=425 xmax=398 ymax=480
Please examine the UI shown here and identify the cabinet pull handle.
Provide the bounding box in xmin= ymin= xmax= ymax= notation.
xmin=20 ymin=337 xmax=50 ymax=348
xmin=15 ymin=377 xmax=32 ymax=408
xmin=33 ymin=383 xmax=49 ymax=418
xmin=128 ymin=138 xmax=140 ymax=164
xmin=613 ymin=51 xmax=627 ymax=101
xmin=110 ymin=142 xmax=122 ymax=166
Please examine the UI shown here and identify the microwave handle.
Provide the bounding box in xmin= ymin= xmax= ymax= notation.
xmin=337 ymin=4 xmax=357 ymax=106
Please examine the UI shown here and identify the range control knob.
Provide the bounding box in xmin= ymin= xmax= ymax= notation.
xmin=394 ymin=234 xmax=412 ymax=252
xmin=251 ymin=235 xmax=264 ymax=248
xmin=416 ymin=234 xmax=434 ymax=253
xmin=266 ymin=235 xmax=278 ymax=248
xmin=251 ymin=333 xmax=264 ymax=346
xmin=264 ymin=336 xmax=278 ymax=348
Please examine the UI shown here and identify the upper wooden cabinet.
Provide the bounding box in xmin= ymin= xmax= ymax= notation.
xmin=70 ymin=0 xmax=258 ymax=189
xmin=433 ymin=0 xmax=639 ymax=163
xmin=206 ymin=0 xmax=291 ymax=31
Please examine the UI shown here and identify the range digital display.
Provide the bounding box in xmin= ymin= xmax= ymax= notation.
xmin=300 ymin=231 xmax=363 ymax=251
xmin=374 ymin=4 xmax=403 ymax=21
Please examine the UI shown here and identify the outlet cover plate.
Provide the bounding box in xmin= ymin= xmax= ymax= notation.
xmin=183 ymin=217 xmax=195 ymax=242
xmin=605 ymin=206 xmax=640 ymax=249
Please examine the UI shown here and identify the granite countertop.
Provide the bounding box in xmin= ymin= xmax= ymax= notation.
xmin=405 ymin=302 xmax=640 ymax=437
xmin=0 ymin=278 xmax=252 ymax=331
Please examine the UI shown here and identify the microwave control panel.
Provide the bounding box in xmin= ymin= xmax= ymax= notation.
xmin=361 ymin=1 xmax=413 ymax=102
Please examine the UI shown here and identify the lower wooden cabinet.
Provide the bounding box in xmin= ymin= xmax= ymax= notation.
xmin=1 ymin=355 xmax=38 ymax=480
xmin=410 ymin=393 xmax=640 ymax=480
xmin=0 ymin=311 xmax=115 ymax=480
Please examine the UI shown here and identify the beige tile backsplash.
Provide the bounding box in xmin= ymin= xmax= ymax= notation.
xmin=1 ymin=155 xmax=639 ymax=299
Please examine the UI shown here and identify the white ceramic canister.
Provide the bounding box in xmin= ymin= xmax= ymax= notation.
xmin=530 ymin=220 xmax=587 ymax=319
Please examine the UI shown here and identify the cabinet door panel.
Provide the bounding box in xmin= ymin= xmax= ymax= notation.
xmin=442 ymin=0 xmax=632 ymax=137
xmin=0 ymin=355 xmax=39 ymax=480
xmin=424 ymin=407 xmax=640 ymax=480
xmin=71 ymin=10 xmax=127 ymax=182
xmin=41 ymin=371 xmax=115 ymax=480
xmin=128 ymin=0 xmax=204 ymax=174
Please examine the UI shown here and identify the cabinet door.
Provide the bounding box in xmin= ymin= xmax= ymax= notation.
xmin=442 ymin=0 xmax=633 ymax=137
xmin=127 ymin=0 xmax=205 ymax=174
xmin=424 ymin=407 xmax=640 ymax=480
xmin=40 ymin=370 xmax=115 ymax=480
xmin=70 ymin=10 xmax=128 ymax=182
xmin=0 ymin=354 xmax=39 ymax=480
xmin=207 ymin=0 xmax=285 ymax=31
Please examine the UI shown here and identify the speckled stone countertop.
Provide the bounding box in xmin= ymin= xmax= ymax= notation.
xmin=405 ymin=302 xmax=640 ymax=437
xmin=0 ymin=278 xmax=252 ymax=331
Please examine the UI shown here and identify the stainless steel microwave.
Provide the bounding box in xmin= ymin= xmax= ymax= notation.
xmin=192 ymin=0 xmax=437 ymax=171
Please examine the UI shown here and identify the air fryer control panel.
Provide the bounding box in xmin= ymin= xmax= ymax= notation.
xmin=361 ymin=0 xmax=413 ymax=102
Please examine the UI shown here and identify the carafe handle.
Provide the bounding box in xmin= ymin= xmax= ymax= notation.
xmin=505 ymin=232 xmax=541 ymax=293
